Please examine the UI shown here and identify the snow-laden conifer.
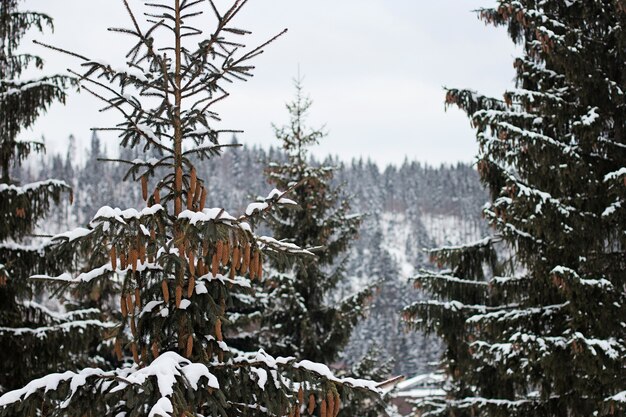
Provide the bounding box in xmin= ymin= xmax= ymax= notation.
xmin=0 ymin=1 xmax=381 ymax=415
xmin=0 ymin=0 xmax=112 ymax=393
xmin=259 ymin=79 xmax=373 ymax=364
xmin=404 ymin=2 xmax=626 ymax=416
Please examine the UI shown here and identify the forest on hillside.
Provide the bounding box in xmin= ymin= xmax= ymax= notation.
xmin=15 ymin=133 xmax=488 ymax=378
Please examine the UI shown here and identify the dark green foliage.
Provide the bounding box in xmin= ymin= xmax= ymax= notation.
xmin=0 ymin=180 xmax=68 ymax=241
xmin=0 ymin=0 xmax=71 ymax=236
xmin=260 ymin=79 xmax=373 ymax=365
xmin=0 ymin=1 xmax=71 ymax=181
xmin=339 ymin=346 xmax=397 ymax=417
xmin=405 ymin=1 xmax=626 ymax=416
xmin=0 ymin=0 xmax=109 ymax=393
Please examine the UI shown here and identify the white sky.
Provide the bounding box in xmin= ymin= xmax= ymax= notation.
xmin=20 ymin=0 xmax=516 ymax=166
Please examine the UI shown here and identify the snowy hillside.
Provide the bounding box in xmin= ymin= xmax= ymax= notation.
xmin=343 ymin=206 xmax=485 ymax=376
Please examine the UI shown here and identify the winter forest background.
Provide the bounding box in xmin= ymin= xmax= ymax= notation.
xmin=16 ymin=132 xmax=488 ymax=378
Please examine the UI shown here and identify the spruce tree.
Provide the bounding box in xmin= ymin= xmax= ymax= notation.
xmin=404 ymin=1 xmax=626 ymax=416
xmin=0 ymin=0 xmax=111 ymax=393
xmin=260 ymin=79 xmax=372 ymax=365
xmin=0 ymin=1 xmax=380 ymax=415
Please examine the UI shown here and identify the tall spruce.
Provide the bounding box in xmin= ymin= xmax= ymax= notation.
xmin=0 ymin=0 xmax=111 ymax=393
xmin=260 ymin=79 xmax=372 ymax=364
xmin=404 ymin=1 xmax=626 ymax=416
xmin=0 ymin=1 xmax=380 ymax=415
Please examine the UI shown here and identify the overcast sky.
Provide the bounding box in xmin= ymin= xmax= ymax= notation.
xmin=21 ymin=0 xmax=516 ymax=166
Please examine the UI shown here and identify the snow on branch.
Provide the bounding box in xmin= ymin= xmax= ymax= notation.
xmin=604 ymin=167 xmax=626 ymax=183
xmin=483 ymin=208 xmax=537 ymax=241
xmin=448 ymin=395 xmax=543 ymax=410
xmin=32 ymin=261 xmax=163 ymax=284
xmin=472 ymin=331 xmax=624 ymax=361
xmin=490 ymin=275 xmax=530 ymax=285
xmin=225 ymin=350 xmax=381 ymax=395
xmin=256 ymin=235 xmax=314 ymax=256
xmin=601 ymin=199 xmax=621 ymax=218
xmin=513 ymin=181 xmax=576 ymax=217
xmin=84 ymin=59 xmax=150 ymax=84
xmin=609 ymin=391 xmax=626 ymax=403
xmin=110 ymin=352 xmax=218 ymax=417
xmin=0 ymin=319 xmax=114 ymax=339
xmin=176 ymin=189 xmax=298 ymax=236
xmin=195 ymin=272 xmax=252 ymax=290
xmin=428 ymin=236 xmax=494 ymax=253
xmin=51 ymin=227 xmax=92 ymax=243
xmin=412 ymin=272 xmax=489 ymax=290
xmin=506 ymin=88 xmax=567 ymax=106
xmin=0 ymin=352 xmax=218 ymax=416
xmin=294 ymin=360 xmax=381 ymax=392
xmin=578 ymin=106 xmax=599 ymax=126
xmin=405 ymin=299 xmax=495 ymax=315
xmin=0 ymin=241 xmax=46 ymax=254
xmin=244 ymin=187 xmax=299 ymax=218
xmin=466 ymin=303 xmax=568 ymax=325
xmin=90 ymin=204 xmax=165 ymax=226
xmin=0 ymin=79 xmax=62 ymax=99
xmin=550 ymin=266 xmax=614 ymax=290
xmin=177 ymin=207 xmax=237 ymax=225
xmin=19 ymin=300 xmax=101 ymax=324
xmin=490 ymin=165 xmax=578 ymax=218
xmin=0 ymin=179 xmax=69 ymax=196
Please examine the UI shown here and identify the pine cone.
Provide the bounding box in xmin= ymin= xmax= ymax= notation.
xmin=162 ymin=279 xmax=170 ymax=303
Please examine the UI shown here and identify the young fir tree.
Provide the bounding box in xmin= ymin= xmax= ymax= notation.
xmin=0 ymin=0 xmax=112 ymax=393
xmin=404 ymin=1 xmax=626 ymax=416
xmin=0 ymin=1 xmax=380 ymax=415
xmin=260 ymin=79 xmax=372 ymax=365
